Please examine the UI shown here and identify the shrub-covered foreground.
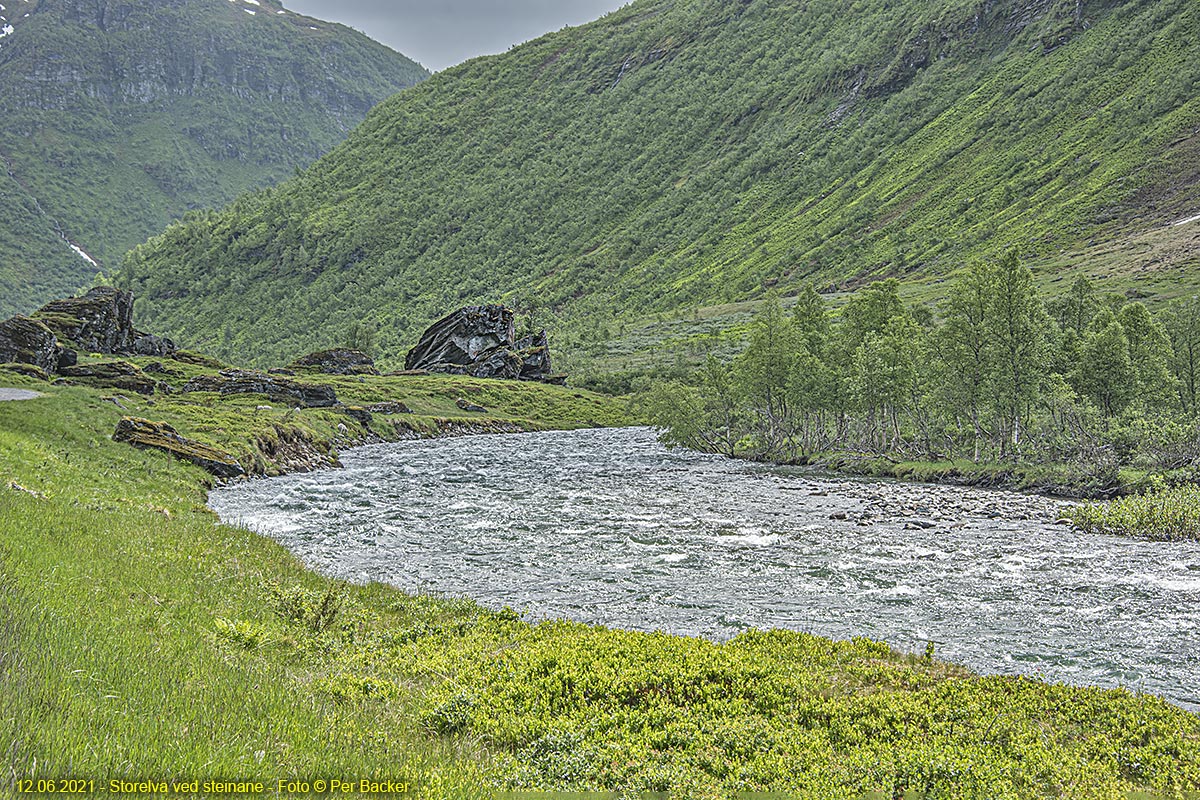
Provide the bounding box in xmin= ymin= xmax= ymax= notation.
xmin=2 ymin=376 xmax=1200 ymax=798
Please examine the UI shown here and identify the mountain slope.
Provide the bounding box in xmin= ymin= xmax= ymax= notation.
xmin=0 ymin=0 xmax=428 ymax=317
xmin=122 ymin=0 xmax=1200 ymax=369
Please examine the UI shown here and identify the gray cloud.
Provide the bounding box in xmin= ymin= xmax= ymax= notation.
xmin=283 ymin=0 xmax=629 ymax=72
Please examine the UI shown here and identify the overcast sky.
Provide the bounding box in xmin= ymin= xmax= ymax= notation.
xmin=284 ymin=0 xmax=629 ymax=72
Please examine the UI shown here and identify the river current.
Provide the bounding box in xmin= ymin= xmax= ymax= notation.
xmin=209 ymin=427 xmax=1200 ymax=708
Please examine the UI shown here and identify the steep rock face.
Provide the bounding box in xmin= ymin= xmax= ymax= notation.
xmin=405 ymin=306 xmax=561 ymax=383
xmin=34 ymin=287 xmax=174 ymax=356
xmin=0 ymin=315 xmax=69 ymax=374
xmin=2 ymin=0 xmax=414 ymax=118
xmin=0 ymin=0 xmax=429 ymax=317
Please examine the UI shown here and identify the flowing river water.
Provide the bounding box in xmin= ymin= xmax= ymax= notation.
xmin=209 ymin=427 xmax=1200 ymax=708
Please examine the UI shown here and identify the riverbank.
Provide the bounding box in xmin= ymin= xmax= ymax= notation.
xmin=775 ymin=451 xmax=1192 ymax=500
xmin=3 ymin=368 xmax=1200 ymax=798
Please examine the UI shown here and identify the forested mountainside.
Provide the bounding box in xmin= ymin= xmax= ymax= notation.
xmin=0 ymin=0 xmax=428 ymax=317
xmin=122 ymin=0 xmax=1199 ymax=369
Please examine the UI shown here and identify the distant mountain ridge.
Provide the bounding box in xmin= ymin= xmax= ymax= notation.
xmin=0 ymin=0 xmax=428 ymax=317
xmin=121 ymin=0 xmax=1199 ymax=369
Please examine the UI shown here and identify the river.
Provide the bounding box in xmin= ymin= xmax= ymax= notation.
xmin=209 ymin=427 xmax=1200 ymax=708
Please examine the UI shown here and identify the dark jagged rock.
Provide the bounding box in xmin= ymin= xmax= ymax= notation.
xmin=0 ymin=315 xmax=68 ymax=375
xmin=366 ymin=401 xmax=412 ymax=415
xmin=59 ymin=361 xmax=165 ymax=396
xmin=456 ymin=398 xmax=488 ymax=413
xmin=341 ymin=406 xmax=374 ymax=426
xmin=113 ymin=417 xmax=245 ymax=479
xmin=268 ymin=368 xmax=297 ymax=376
xmin=34 ymin=287 xmax=175 ymax=356
xmin=182 ymin=369 xmax=338 ymax=408
xmin=289 ymin=349 xmax=379 ymax=376
xmin=514 ymin=331 xmax=564 ymax=382
xmin=141 ymin=361 xmax=182 ymax=377
xmin=406 ymin=305 xmax=513 ymax=371
xmin=133 ymin=334 xmax=175 ymax=357
xmin=405 ymin=305 xmax=564 ymax=383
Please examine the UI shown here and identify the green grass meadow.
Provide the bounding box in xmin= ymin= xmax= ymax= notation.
xmin=2 ymin=372 xmax=1200 ymax=798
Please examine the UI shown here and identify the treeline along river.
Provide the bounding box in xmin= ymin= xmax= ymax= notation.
xmin=209 ymin=427 xmax=1200 ymax=709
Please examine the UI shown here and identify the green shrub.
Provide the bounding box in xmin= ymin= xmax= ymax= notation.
xmin=1068 ymin=483 xmax=1200 ymax=540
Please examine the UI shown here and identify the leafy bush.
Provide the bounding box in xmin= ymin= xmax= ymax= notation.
xmin=1069 ymin=483 xmax=1200 ymax=540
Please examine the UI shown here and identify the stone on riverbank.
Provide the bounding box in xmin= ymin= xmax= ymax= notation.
xmin=113 ymin=417 xmax=245 ymax=479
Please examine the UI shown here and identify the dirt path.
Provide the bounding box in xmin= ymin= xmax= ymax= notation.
xmin=0 ymin=388 xmax=41 ymax=401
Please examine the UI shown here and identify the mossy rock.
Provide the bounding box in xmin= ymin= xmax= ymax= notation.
xmin=113 ymin=417 xmax=245 ymax=479
xmin=171 ymin=349 xmax=226 ymax=369
xmin=59 ymin=361 xmax=163 ymax=396
xmin=181 ymin=370 xmax=337 ymax=408
xmin=0 ymin=362 xmax=51 ymax=381
xmin=0 ymin=315 xmax=67 ymax=374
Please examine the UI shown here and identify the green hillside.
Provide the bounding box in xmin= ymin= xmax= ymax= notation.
xmin=122 ymin=0 xmax=1200 ymax=371
xmin=0 ymin=0 xmax=428 ymax=318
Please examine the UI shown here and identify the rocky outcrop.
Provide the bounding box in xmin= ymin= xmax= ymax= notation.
xmin=288 ymin=349 xmax=379 ymax=376
xmin=0 ymin=363 xmax=51 ymax=381
xmin=170 ymin=350 xmax=225 ymax=369
xmin=366 ymin=401 xmax=412 ymax=415
xmin=113 ymin=417 xmax=245 ymax=479
xmin=254 ymin=424 xmax=341 ymax=475
xmin=182 ymin=369 xmax=338 ymax=408
xmin=0 ymin=315 xmax=73 ymax=374
xmin=58 ymin=361 xmax=165 ymax=395
xmin=341 ymin=407 xmax=373 ymax=427
xmin=404 ymin=305 xmax=564 ymax=383
xmin=456 ymin=398 xmax=487 ymax=413
xmin=34 ymin=287 xmax=175 ymax=357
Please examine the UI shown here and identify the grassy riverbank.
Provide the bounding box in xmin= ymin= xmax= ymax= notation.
xmin=811 ymin=453 xmax=1176 ymax=500
xmin=3 ymin=370 xmax=1200 ymax=798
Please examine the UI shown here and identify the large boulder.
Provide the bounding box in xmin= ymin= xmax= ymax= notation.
xmin=288 ymin=348 xmax=379 ymax=376
xmin=0 ymin=316 xmax=73 ymax=374
xmin=34 ymin=287 xmax=175 ymax=356
xmin=405 ymin=305 xmax=563 ymax=383
xmin=113 ymin=417 xmax=244 ymax=479
xmin=182 ymin=369 xmax=338 ymax=408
